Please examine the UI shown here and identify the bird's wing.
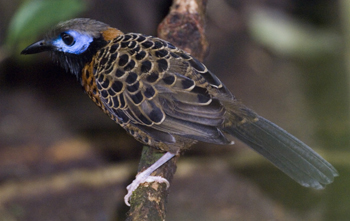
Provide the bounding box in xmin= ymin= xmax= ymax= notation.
xmin=94 ymin=33 xmax=232 ymax=144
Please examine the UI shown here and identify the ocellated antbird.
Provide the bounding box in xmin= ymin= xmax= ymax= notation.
xmin=21 ymin=18 xmax=338 ymax=206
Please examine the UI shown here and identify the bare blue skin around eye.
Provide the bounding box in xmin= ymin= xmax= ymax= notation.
xmin=52 ymin=30 xmax=93 ymax=54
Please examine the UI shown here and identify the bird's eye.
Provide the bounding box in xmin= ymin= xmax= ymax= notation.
xmin=61 ymin=33 xmax=75 ymax=46
xmin=53 ymin=30 xmax=92 ymax=54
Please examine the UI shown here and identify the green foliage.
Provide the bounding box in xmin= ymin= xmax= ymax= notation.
xmin=6 ymin=0 xmax=87 ymax=52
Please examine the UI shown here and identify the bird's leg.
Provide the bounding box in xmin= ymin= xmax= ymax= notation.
xmin=124 ymin=151 xmax=175 ymax=206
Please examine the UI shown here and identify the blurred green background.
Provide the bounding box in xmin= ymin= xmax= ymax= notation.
xmin=0 ymin=0 xmax=349 ymax=220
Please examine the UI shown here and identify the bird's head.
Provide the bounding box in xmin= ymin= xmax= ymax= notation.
xmin=21 ymin=18 xmax=123 ymax=77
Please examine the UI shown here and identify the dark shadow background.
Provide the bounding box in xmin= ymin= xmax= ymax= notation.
xmin=0 ymin=0 xmax=349 ymax=220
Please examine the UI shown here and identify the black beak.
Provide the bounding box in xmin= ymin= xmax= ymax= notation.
xmin=21 ymin=40 xmax=53 ymax=55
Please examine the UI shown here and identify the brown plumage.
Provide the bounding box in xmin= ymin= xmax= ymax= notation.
xmin=85 ymin=31 xmax=241 ymax=153
xmin=21 ymin=18 xmax=338 ymax=201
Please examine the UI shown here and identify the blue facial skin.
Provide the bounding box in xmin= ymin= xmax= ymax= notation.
xmin=52 ymin=30 xmax=93 ymax=54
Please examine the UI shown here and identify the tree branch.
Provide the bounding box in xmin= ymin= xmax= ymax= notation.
xmin=158 ymin=0 xmax=209 ymax=61
xmin=126 ymin=0 xmax=208 ymax=220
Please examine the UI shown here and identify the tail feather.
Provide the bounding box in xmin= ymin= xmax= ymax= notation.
xmin=223 ymin=115 xmax=338 ymax=189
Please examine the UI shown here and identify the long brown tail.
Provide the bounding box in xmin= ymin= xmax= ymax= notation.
xmin=222 ymin=113 xmax=338 ymax=189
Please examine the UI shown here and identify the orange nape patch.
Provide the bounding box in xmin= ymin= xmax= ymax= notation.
xmin=102 ymin=27 xmax=123 ymax=41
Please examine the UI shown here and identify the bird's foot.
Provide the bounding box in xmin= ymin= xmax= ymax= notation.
xmin=124 ymin=152 xmax=175 ymax=206
xmin=124 ymin=174 xmax=170 ymax=206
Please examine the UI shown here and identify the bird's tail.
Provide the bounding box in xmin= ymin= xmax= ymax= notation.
xmin=221 ymin=108 xmax=338 ymax=188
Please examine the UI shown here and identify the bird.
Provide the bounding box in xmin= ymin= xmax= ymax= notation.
xmin=21 ymin=18 xmax=338 ymax=206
